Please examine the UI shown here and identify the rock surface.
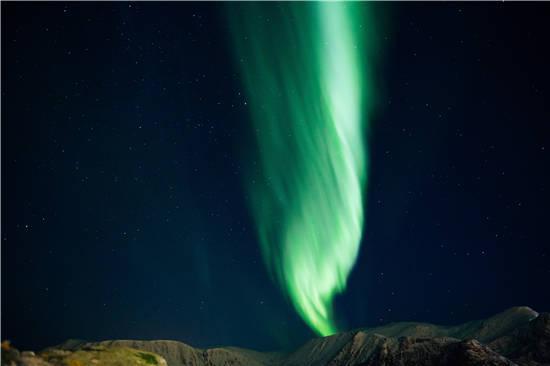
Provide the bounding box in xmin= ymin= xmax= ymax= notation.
xmin=1 ymin=343 xmax=167 ymax=366
xmin=3 ymin=306 xmax=549 ymax=366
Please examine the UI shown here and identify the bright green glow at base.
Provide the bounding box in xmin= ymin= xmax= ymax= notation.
xmin=228 ymin=3 xmax=377 ymax=336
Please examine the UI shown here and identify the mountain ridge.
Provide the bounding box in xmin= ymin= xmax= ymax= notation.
xmin=5 ymin=306 xmax=547 ymax=366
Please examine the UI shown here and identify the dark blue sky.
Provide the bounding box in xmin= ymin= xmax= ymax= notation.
xmin=2 ymin=2 xmax=549 ymax=352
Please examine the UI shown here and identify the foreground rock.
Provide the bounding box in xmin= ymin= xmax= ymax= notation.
xmin=1 ymin=343 xmax=166 ymax=366
xmin=4 ymin=306 xmax=549 ymax=366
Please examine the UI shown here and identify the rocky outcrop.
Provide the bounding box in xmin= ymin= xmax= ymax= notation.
xmin=1 ymin=343 xmax=167 ymax=366
xmin=339 ymin=337 xmax=517 ymax=366
xmin=489 ymin=312 xmax=550 ymax=365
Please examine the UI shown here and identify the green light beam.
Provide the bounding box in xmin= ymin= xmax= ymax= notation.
xmin=227 ymin=2 xmax=378 ymax=336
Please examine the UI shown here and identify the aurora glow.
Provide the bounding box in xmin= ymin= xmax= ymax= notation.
xmin=228 ymin=3 xmax=377 ymax=336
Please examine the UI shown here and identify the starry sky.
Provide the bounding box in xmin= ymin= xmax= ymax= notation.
xmin=2 ymin=2 xmax=550 ymax=352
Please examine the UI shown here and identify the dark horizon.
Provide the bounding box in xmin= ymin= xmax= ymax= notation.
xmin=2 ymin=2 xmax=550 ymax=352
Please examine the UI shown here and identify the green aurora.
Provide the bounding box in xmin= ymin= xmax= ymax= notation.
xmin=228 ymin=2 xmax=378 ymax=336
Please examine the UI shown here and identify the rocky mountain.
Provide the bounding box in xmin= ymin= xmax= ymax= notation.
xmin=3 ymin=306 xmax=549 ymax=366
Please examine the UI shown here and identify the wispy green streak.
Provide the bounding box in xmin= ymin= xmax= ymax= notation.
xmin=227 ymin=2 xmax=377 ymax=336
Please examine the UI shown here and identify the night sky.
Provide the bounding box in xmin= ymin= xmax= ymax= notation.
xmin=2 ymin=2 xmax=550 ymax=353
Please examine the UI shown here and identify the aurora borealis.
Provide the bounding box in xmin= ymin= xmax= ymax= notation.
xmin=228 ymin=3 xmax=377 ymax=336
xmin=4 ymin=1 xmax=550 ymax=353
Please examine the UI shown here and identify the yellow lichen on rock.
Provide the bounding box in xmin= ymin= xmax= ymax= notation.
xmin=40 ymin=346 xmax=167 ymax=366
